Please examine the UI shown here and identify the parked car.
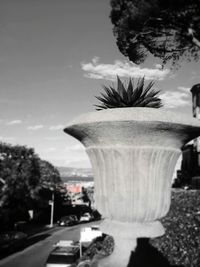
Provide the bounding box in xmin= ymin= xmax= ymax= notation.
xmin=45 ymin=244 xmax=80 ymax=267
xmin=0 ymin=231 xmax=27 ymax=254
xmin=54 ymin=240 xmax=79 ymax=248
xmin=90 ymin=225 xmax=100 ymax=231
xmin=91 ymin=209 xmax=102 ymax=221
xmin=80 ymin=213 xmax=92 ymax=223
xmin=57 ymin=215 xmax=78 ymax=227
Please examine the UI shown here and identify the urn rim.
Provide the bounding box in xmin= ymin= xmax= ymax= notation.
xmin=64 ymin=107 xmax=200 ymax=130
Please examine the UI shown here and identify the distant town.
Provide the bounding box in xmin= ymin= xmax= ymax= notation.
xmin=58 ymin=167 xmax=93 ymax=182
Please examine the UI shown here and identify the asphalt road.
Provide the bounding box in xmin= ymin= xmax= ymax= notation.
xmin=0 ymin=223 xmax=93 ymax=267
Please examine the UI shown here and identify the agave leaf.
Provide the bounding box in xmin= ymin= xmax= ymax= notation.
xmin=101 ymin=87 xmax=116 ymax=100
xmin=95 ymin=107 xmax=104 ymax=111
xmin=132 ymin=98 xmax=146 ymax=107
xmin=136 ymin=77 xmax=145 ymax=92
xmin=141 ymin=81 xmax=155 ymax=97
xmin=127 ymin=78 xmax=134 ymax=95
xmin=100 ymin=97 xmax=119 ymax=106
xmin=95 ymin=96 xmax=110 ymax=105
xmin=145 ymin=89 xmax=161 ymax=98
xmin=94 ymin=104 xmax=118 ymax=110
xmin=116 ymin=76 xmax=128 ymax=101
xmin=135 ymin=97 xmax=152 ymax=106
xmin=146 ymin=101 xmax=163 ymax=108
xmin=132 ymin=93 xmax=153 ymax=106
xmin=109 ymin=86 xmax=124 ymax=103
xmin=96 ymin=95 xmax=119 ymax=107
xmin=95 ymin=102 xmax=120 ymax=109
xmin=131 ymin=77 xmax=145 ymax=102
xmin=134 ymin=94 xmax=161 ymax=106
xmin=131 ymin=83 xmax=144 ymax=103
xmin=103 ymin=103 xmax=119 ymax=109
xmin=99 ymin=92 xmax=114 ymax=103
xmin=101 ymin=89 xmax=123 ymax=106
xmin=144 ymin=97 xmax=163 ymax=107
xmin=127 ymin=79 xmax=134 ymax=104
xmin=135 ymin=96 xmax=161 ymax=107
xmin=102 ymin=86 xmax=114 ymax=99
xmin=95 ymin=85 xmax=120 ymax=108
xmin=99 ymin=92 xmax=111 ymax=101
xmin=94 ymin=104 xmax=108 ymax=110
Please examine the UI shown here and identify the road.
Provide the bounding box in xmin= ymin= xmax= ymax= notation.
xmin=0 ymin=223 xmax=94 ymax=267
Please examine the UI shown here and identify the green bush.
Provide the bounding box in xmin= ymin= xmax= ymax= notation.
xmin=151 ymin=189 xmax=200 ymax=267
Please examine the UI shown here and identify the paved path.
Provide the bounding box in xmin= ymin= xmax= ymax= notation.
xmin=0 ymin=224 xmax=86 ymax=267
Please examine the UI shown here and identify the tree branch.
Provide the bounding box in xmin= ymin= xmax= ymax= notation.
xmin=188 ymin=28 xmax=200 ymax=48
xmin=191 ymin=36 xmax=200 ymax=48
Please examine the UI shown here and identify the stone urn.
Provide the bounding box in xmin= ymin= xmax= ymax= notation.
xmin=64 ymin=108 xmax=200 ymax=267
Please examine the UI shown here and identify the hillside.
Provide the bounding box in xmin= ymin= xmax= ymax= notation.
xmin=57 ymin=166 xmax=93 ymax=182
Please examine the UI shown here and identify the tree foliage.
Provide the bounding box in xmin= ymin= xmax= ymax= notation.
xmin=81 ymin=187 xmax=91 ymax=208
xmin=110 ymin=0 xmax=200 ymax=67
xmin=0 ymin=143 xmax=61 ymax=213
xmin=39 ymin=160 xmax=61 ymax=187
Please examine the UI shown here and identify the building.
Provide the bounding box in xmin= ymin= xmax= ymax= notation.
xmin=174 ymin=84 xmax=200 ymax=188
xmin=63 ymin=181 xmax=94 ymax=206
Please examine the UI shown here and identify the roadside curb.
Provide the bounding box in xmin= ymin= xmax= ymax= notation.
xmin=27 ymin=225 xmax=59 ymax=239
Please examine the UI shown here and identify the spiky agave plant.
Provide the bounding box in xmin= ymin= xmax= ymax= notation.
xmin=94 ymin=76 xmax=163 ymax=110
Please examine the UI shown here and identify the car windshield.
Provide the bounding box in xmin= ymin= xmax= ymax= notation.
xmin=60 ymin=216 xmax=70 ymax=220
xmin=47 ymin=254 xmax=77 ymax=264
xmin=53 ymin=247 xmax=79 ymax=254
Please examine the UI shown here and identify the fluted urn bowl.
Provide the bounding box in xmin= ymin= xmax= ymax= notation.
xmin=64 ymin=108 xmax=200 ymax=267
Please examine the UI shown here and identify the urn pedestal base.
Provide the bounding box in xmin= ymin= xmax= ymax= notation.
xmin=91 ymin=219 xmax=165 ymax=267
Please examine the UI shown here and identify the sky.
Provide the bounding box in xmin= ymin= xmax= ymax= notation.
xmin=0 ymin=0 xmax=200 ymax=169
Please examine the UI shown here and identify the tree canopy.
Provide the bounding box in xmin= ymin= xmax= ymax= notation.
xmin=0 ymin=143 xmax=61 ymax=211
xmin=110 ymin=0 xmax=200 ymax=67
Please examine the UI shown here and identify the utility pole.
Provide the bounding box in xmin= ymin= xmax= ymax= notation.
xmin=49 ymin=191 xmax=54 ymax=228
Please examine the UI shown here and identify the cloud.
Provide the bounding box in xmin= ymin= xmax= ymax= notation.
xmin=49 ymin=124 xmax=65 ymax=130
xmin=44 ymin=137 xmax=63 ymax=141
xmin=65 ymin=144 xmax=85 ymax=151
xmin=154 ymin=64 xmax=163 ymax=70
xmin=177 ymin=86 xmax=190 ymax=93
xmin=27 ymin=125 xmax=44 ymax=130
xmin=7 ymin=120 xmax=22 ymax=125
xmin=0 ymin=136 xmax=15 ymax=142
xmin=64 ymin=158 xmax=91 ymax=168
xmin=81 ymin=58 xmax=170 ymax=81
xmin=160 ymin=86 xmax=191 ymax=108
xmin=46 ymin=147 xmax=57 ymax=152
